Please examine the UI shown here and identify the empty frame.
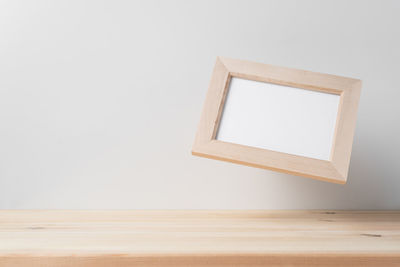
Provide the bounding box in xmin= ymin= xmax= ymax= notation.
xmin=217 ymin=77 xmax=341 ymax=161
xmin=192 ymin=57 xmax=361 ymax=184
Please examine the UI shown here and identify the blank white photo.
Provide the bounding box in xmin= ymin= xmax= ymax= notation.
xmin=216 ymin=77 xmax=341 ymax=160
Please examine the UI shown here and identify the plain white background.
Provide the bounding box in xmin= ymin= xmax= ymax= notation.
xmin=0 ymin=0 xmax=399 ymax=209
xmin=217 ymin=78 xmax=340 ymax=161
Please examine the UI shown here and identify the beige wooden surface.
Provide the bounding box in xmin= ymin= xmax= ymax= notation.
xmin=0 ymin=210 xmax=399 ymax=266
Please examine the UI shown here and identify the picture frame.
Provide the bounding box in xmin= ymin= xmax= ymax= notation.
xmin=192 ymin=57 xmax=362 ymax=184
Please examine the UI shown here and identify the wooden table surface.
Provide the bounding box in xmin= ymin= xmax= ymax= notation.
xmin=0 ymin=210 xmax=399 ymax=266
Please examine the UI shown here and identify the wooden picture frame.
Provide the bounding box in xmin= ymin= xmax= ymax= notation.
xmin=192 ymin=57 xmax=362 ymax=184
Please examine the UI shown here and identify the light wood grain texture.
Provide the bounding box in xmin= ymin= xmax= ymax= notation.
xmin=0 ymin=210 xmax=399 ymax=266
xmin=192 ymin=57 xmax=362 ymax=184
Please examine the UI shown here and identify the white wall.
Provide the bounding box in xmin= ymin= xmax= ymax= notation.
xmin=0 ymin=0 xmax=399 ymax=209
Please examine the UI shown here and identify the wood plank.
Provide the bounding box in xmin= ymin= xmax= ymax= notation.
xmin=0 ymin=210 xmax=399 ymax=266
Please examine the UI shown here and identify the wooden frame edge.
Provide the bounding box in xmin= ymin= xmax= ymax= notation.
xmin=192 ymin=57 xmax=361 ymax=184
xmin=192 ymin=149 xmax=346 ymax=184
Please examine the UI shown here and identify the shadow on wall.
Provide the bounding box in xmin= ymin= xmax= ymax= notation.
xmin=346 ymin=134 xmax=400 ymax=209
xmin=274 ymin=133 xmax=400 ymax=209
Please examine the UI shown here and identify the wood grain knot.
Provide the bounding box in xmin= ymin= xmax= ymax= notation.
xmin=324 ymin=211 xmax=336 ymax=214
xmin=361 ymin=233 xmax=382 ymax=238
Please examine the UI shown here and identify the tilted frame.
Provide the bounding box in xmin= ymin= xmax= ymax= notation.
xmin=192 ymin=57 xmax=361 ymax=184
